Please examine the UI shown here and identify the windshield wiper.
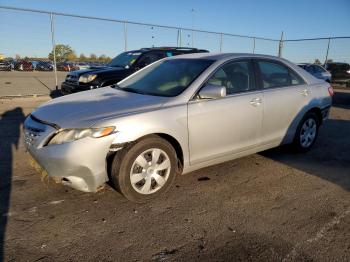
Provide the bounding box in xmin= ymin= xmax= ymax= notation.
xmin=113 ymin=85 xmax=161 ymax=96
xmin=109 ymin=64 xmax=124 ymax=68
xmin=118 ymin=87 xmax=149 ymax=95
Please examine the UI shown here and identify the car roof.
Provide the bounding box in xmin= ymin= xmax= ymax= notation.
xmin=298 ymin=63 xmax=323 ymax=67
xmin=165 ymin=52 xmax=323 ymax=85
xmin=166 ymin=52 xmax=290 ymax=62
xmin=126 ymin=47 xmax=209 ymax=54
xmin=326 ymin=62 xmax=350 ymax=65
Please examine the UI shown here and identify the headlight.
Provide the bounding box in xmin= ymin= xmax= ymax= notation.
xmin=48 ymin=126 xmax=115 ymax=145
xmin=79 ymin=74 xmax=97 ymax=83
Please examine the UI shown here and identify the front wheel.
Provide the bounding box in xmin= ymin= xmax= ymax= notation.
xmin=292 ymin=112 xmax=319 ymax=152
xmin=110 ymin=136 xmax=178 ymax=202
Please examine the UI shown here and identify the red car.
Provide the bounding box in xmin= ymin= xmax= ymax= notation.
xmin=14 ymin=60 xmax=34 ymax=71
xmin=56 ymin=62 xmax=78 ymax=71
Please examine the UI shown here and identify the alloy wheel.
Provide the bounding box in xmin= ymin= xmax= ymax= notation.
xmin=300 ymin=118 xmax=317 ymax=148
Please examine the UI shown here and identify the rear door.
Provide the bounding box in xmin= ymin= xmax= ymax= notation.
xmin=188 ymin=59 xmax=263 ymax=165
xmin=254 ymin=59 xmax=309 ymax=145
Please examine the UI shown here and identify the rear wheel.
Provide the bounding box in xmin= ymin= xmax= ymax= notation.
xmin=110 ymin=136 xmax=178 ymax=202
xmin=292 ymin=112 xmax=319 ymax=152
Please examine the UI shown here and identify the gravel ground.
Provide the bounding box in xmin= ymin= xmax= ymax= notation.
xmin=0 ymin=90 xmax=349 ymax=262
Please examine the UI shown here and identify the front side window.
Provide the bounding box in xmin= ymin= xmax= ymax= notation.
xmin=206 ymin=60 xmax=256 ymax=95
xmin=257 ymin=60 xmax=304 ymax=88
xmin=117 ymin=59 xmax=213 ymax=97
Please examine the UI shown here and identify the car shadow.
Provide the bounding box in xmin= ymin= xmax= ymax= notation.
xmin=0 ymin=107 xmax=25 ymax=260
xmin=332 ymin=90 xmax=350 ymax=109
xmin=261 ymin=91 xmax=350 ymax=192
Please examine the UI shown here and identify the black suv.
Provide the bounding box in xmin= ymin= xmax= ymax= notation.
xmin=324 ymin=62 xmax=350 ymax=86
xmin=61 ymin=47 xmax=208 ymax=95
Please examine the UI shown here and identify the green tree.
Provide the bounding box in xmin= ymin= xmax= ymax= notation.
xmin=48 ymin=44 xmax=74 ymax=62
xmin=79 ymin=53 xmax=87 ymax=62
xmin=67 ymin=52 xmax=77 ymax=62
xmin=90 ymin=53 xmax=97 ymax=62
xmin=314 ymin=59 xmax=321 ymax=65
xmin=98 ymin=54 xmax=106 ymax=62
xmin=98 ymin=54 xmax=111 ymax=63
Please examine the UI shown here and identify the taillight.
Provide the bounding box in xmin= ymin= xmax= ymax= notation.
xmin=328 ymin=86 xmax=334 ymax=97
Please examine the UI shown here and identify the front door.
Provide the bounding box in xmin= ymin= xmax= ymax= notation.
xmin=188 ymin=59 xmax=263 ymax=165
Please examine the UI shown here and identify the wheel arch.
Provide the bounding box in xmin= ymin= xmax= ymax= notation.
xmin=306 ymin=107 xmax=323 ymax=125
xmin=154 ymin=133 xmax=184 ymax=173
xmin=106 ymin=132 xmax=185 ymax=180
xmin=282 ymin=105 xmax=323 ymax=145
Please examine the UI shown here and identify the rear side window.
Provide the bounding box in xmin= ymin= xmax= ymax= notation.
xmin=257 ymin=60 xmax=304 ymax=89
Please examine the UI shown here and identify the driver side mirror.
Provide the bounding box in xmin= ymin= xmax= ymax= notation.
xmin=198 ymin=84 xmax=226 ymax=99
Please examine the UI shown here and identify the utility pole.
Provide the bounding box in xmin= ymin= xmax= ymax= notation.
xmin=50 ymin=13 xmax=58 ymax=91
xmin=252 ymin=37 xmax=256 ymax=54
xmin=191 ymin=8 xmax=194 ymax=47
xmin=278 ymin=31 xmax=284 ymax=58
xmin=324 ymin=37 xmax=331 ymax=65
xmin=219 ymin=33 xmax=223 ymax=52
xmin=123 ymin=22 xmax=127 ymax=51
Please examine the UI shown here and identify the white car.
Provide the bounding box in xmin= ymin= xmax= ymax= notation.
xmin=74 ymin=62 xmax=90 ymax=70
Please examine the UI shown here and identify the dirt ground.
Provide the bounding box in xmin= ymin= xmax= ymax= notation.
xmin=0 ymin=90 xmax=349 ymax=262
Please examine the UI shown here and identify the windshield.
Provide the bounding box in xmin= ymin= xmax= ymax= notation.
xmin=108 ymin=51 xmax=142 ymax=68
xmin=116 ymin=59 xmax=213 ymax=97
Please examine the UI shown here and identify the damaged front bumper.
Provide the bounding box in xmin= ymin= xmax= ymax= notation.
xmin=24 ymin=115 xmax=116 ymax=192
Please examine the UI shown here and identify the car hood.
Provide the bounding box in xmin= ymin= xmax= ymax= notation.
xmin=70 ymin=66 xmax=125 ymax=76
xmin=31 ymin=87 xmax=168 ymax=128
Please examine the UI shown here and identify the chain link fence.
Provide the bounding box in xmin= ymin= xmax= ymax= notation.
xmin=282 ymin=37 xmax=350 ymax=64
xmin=0 ymin=5 xmax=349 ymax=97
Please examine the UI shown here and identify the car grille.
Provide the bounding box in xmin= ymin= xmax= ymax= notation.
xmin=24 ymin=126 xmax=44 ymax=147
xmin=24 ymin=115 xmax=57 ymax=148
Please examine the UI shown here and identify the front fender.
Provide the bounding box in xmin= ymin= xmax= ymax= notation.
xmin=96 ymin=104 xmax=190 ymax=167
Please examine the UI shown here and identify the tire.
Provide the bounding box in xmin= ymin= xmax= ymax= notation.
xmin=292 ymin=112 xmax=319 ymax=152
xmin=110 ymin=135 xmax=178 ymax=202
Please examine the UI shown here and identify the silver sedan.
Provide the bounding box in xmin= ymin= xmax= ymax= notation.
xmin=24 ymin=53 xmax=333 ymax=202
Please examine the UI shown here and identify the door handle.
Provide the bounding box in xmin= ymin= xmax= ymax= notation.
xmin=250 ymin=98 xmax=262 ymax=106
xmin=300 ymin=89 xmax=309 ymax=96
